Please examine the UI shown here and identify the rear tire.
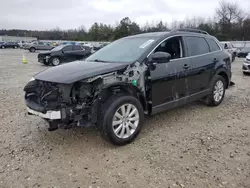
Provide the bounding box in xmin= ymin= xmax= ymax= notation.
xmin=98 ymin=93 xmax=144 ymax=146
xmin=29 ymin=47 xmax=35 ymax=52
xmin=1 ymin=46 xmax=5 ymax=49
xmin=204 ymin=75 xmax=226 ymax=106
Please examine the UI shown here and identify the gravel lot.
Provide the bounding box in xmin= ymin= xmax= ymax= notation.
xmin=0 ymin=49 xmax=250 ymax=188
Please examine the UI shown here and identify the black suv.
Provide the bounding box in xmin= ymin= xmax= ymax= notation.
xmin=37 ymin=44 xmax=92 ymax=66
xmin=24 ymin=29 xmax=231 ymax=145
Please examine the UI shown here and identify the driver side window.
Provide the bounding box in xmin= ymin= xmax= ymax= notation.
xmin=154 ymin=36 xmax=184 ymax=60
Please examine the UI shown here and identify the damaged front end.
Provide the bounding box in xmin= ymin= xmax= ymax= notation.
xmin=24 ymin=62 xmax=148 ymax=131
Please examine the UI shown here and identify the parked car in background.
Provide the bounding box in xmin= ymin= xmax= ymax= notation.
xmin=237 ymin=47 xmax=250 ymax=58
xmin=24 ymin=41 xmax=54 ymax=52
xmin=91 ymin=44 xmax=107 ymax=53
xmin=18 ymin=41 xmax=24 ymax=48
xmin=62 ymin=41 xmax=77 ymax=45
xmin=37 ymin=44 xmax=91 ymax=66
xmin=24 ymin=28 xmax=232 ymax=145
xmin=220 ymin=42 xmax=237 ymax=62
xmin=242 ymin=53 xmax=250 ymax=75
xmin=0 ymin=42 xmax=19 ymax=49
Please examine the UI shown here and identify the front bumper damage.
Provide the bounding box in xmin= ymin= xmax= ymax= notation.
xmin=38 ymin=55 xmax=50 ymax=64
xmin=27 ymin=107 xmax=61 ymax=120
xmin=24 ymin=79 xmax=96 ymax=130
xmin=24 ymin=62 xmax=148 ymax=131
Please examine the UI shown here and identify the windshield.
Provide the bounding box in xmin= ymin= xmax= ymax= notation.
xmin=51 ymin=45 xmax=67 ymax=51
xmin=86 ymin=37 xmax=156 ymax=63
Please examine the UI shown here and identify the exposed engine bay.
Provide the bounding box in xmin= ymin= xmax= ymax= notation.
xmin=24 ymin=62 xmax=148 ymax=130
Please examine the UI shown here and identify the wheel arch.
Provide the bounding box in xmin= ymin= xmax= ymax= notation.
xmin=216 ymin=69 xmax=230 ymax=89
xmin=100 ymin=83 xmax=147 ymax=111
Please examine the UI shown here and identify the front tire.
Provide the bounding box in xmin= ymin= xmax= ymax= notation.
xmin=1 ymin=46 xmax=5 ymax=49
xmin=50 ymin=57 xmax=60 ymax=66
xmin=98 ymin=94 xmax=144 ymax=146
xmin=204 ymin=75 xmax=226 ymax=106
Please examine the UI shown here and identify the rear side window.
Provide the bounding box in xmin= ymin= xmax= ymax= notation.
xmin=185 ymin=36 xmax=210 ymax=56
xmin=206 ymin=38 xmax=221 ymax=52
xmin=73 ymin=45 xmax=83 ymax=51
xmin=63 ymin=45 xmax=73 ymax=51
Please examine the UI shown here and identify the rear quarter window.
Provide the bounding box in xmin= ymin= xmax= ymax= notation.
xmin=185 ymin=36 xmax=210 ymax=56
xmin=206 ymin=38 xmax=221 ymax=52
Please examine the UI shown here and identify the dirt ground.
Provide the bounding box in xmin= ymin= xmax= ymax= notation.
xmin=0 ymin=49 xmax=249 ymax=188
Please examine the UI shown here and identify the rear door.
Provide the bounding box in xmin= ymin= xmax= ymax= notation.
xmin=37 ymin=42 xmax=46 ymax=50
xmin=184 ymin=36 xmax=219 ymax=94
xmin=44 ymin=42 xmax=53 ymax=50
xmin=72 ymin=45 xmax=86 ymax=60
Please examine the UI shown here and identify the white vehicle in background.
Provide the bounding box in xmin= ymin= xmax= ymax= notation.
xmin=220 ymin=42 xmax=237 ymax=62
xmin=242 ymin=53 xmax=250 ymax=75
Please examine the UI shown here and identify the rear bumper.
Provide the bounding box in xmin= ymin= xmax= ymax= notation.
xmin=27 ymin=107 xmax=61 ymax=120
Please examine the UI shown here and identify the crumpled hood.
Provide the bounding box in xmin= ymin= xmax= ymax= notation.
xmin=34 ymin=60 xmax=130 ymax=84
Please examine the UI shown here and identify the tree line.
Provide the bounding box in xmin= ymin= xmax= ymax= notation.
xmin=1 ymin=1 xmax=250 ymax=41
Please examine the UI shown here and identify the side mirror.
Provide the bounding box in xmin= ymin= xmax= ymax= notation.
xmin=150 ymin=52 xmax=171 ymax=64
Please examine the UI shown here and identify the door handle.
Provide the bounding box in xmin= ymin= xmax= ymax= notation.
xmin=183 ymin=64 xmax=190 ymax=69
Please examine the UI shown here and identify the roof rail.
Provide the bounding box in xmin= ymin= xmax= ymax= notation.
xmin=171 ymin=28 xmax=209 ymax=35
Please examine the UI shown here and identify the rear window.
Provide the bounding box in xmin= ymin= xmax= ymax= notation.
xmin=206 ymin=38 xmax=221 ymax=52
xmin=186 ymin=36 xmax=210 ymax=56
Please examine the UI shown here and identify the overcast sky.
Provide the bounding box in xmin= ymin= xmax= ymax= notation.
xmin=0 ymin=0 xmax=249 ymax=30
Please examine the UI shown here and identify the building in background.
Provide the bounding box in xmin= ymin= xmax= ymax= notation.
xmin=0 ymin=35 xmax=37 ymax=42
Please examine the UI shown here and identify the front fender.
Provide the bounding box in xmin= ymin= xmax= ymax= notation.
xmin=101 ymin=83 xmax=147 ymax=111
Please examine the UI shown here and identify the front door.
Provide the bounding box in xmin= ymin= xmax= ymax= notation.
xmin=62 ymin=45 xmax=75 ymax=62
xmin=149 ymin=36 xmax=191 ymax=113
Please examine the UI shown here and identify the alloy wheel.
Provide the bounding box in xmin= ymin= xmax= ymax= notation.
xmin=52 ymin=58 xmax=60 ymax=66
xmin=213 ymin=80 xmax=224 ymax=102
xmin=112 ymin=104 xmax=139 ymax=139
